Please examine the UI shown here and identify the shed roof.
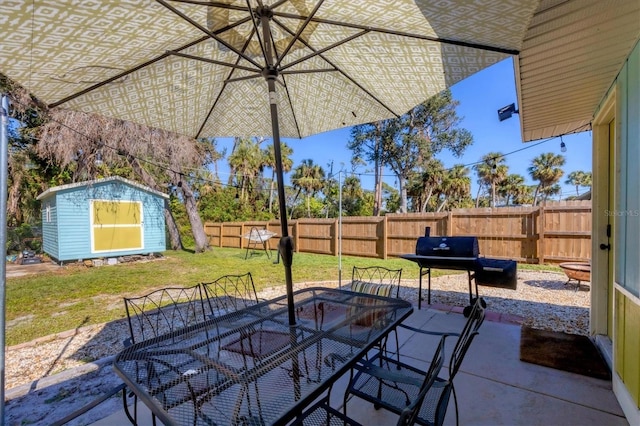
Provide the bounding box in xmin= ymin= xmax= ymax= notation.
xmin=36 ymin=176 xmax=169 ymax=201
xmin=516 ymin=0 xmax=640 ymax=142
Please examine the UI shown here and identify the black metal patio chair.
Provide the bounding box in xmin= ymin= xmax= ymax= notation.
xmin=344 ymin=298 xmax=485 ymax=426
xmin=293 ymin=334 xmax=446 ymax=426
xmin=51 ymin=284 xmax=209 ymax=425
xmin=201 ymin=272 xmax=261 ymax=317
xmin=122 ymin=284 xmax=210 ymax=425
xmin=350 ymin=266 xmax=403 ymax=361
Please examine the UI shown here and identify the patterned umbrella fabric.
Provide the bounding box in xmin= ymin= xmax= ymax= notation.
xmin=0 ymin=0 xmax=539 ymax=325
xmin=1 ymin=1 xmax=538 ymax=138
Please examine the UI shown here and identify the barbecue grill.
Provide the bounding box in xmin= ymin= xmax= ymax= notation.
xmin=401 ymin=228 xmax=517 ymax=315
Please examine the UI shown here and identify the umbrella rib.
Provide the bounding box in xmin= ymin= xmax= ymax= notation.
xmin=272 ymin=11 xmax=519 ymax=56
xmin=171 ymin=0 xmax=254 ymax=12
xmin=278 ymin=29 xmax=369 ymax=72
xmin=280 ymin=69 xmax=335 ymax=75
xmin=279 ymin=74 xmax=304 ymax=139
xmin=274 ymin=0 xmax=326 ymax=69
xmin=225 ymin=74 xmax=263 ymax=83
xmin=169 ymin=51 xmax=259 ymax=73
xmin=195 ymin=72 xmax=256 ymax=139
xmin=245 ymin=0 xmax=271 ymax=67
xmin=196 ymin=23 xmax=263 ymax=138
xmin=155 ymin=0 xmax=264 ymax=69
xmin=272 ymin=16 xmax=400 ymax=118
xmin=50 ymin=36 xmax=210 ymax=108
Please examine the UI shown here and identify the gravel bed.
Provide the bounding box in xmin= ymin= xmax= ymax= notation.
xmin=5 ymin=270 xmax=588 ymax=391
xmin=4 ymin=269 xmax=589 ymax=425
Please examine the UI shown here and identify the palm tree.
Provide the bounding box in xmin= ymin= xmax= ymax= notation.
xmin=342 ymin=175 xmax=368 ymax=216
xmin=565 ymin=170 xmax=592 ymax=196
xmin=420 ymin=158 xmax=445 ymax=212
xmin=291 ymin=159 xmax=325 ymax=218
xmin=528 ymin=153 xmax=566 ymax=205
xmin=541 ymin=183 xmax=562 ymax=202
xmin=498 ymin=174 xmax=529 ymax=206
xmin=264 ymin=141 xmax=293 ymax=214
xmin=473 ymin=152 xmax=508 ymax=207
xmin=437 ymin=164 xmax=470 ymax=211
xmin=227 ymin=137 xmax=265 ymax=202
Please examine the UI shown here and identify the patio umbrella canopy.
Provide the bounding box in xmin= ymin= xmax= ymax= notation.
xmin=0 ymin=0 xmax=540 ymax=326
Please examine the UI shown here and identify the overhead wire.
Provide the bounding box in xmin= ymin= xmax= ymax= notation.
xmin=5 ymin=93 xmax=591 ymax=197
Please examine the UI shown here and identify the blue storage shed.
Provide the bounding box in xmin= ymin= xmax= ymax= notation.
xmin=36 ymin=176 xmax=168 ymax=262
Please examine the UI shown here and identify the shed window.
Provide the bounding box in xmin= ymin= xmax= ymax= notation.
xmin=90 ymin=200 xmax=143 ymax=253
xmin=45 ymin=203 xmax=51 ymax=223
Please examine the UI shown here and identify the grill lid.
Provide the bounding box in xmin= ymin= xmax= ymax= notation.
xmin=415 ymin=236 xmax=479 ymax=258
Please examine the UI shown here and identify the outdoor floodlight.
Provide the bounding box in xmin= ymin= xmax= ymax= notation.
xmin=498 ymin=103 xmax=519 ymax=121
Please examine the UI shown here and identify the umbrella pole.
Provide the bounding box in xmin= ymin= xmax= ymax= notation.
xmin=259 ymin=6 xmax=295 ymax=326
xmin=266 ymin=76 xmax=296 ymax=326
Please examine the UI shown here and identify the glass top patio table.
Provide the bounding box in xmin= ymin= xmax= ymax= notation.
xmin=113 ymin=286 xmax=413 ymax=425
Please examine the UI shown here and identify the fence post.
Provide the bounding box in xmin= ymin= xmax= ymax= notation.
xmin=331 ymin=218 xmax=338 ymax=256
xmin=538 ymin=207 xmax=545 ymax=264
xmin=219 ymin=223 xmax=224 ymax=247
xmin=239 ymin=223 xmax=245 ymax=249
xmin=381 ymin=216 xmax=388 ymax=259
xmin=447 ymin=211 xmax=454 ymax=236
xmin=293 ymin=220 xmax=299 ymax=253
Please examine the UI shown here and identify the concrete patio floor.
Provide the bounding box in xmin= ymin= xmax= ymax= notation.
xmin=94 ymin=306 xmax=628 ymax=425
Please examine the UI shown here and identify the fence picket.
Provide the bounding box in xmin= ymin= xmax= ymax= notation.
xmin=203 ymin=201 xmax=592 ymax=264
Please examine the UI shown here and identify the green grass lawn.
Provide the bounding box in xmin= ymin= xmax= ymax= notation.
xmin=6 ymin=247 xmax=560 ymax=346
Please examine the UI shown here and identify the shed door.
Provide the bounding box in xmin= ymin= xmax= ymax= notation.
xmin=91 ymin=200 xmax=143 ymax=253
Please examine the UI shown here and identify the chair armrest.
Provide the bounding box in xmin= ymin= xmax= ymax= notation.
xmin=353 ymin=358 xmax=423 ymax=388
xmin=398 ymin=323 xmax=460 ymax=337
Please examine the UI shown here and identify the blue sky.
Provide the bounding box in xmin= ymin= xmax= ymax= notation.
xmin=216 ymin=57 xmax=592 ymax=200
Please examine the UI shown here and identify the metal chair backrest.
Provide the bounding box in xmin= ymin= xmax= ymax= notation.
xmin=392 ymin=297 xmax=485 ymax=426
xmin=397 ymin=335 xmax=447 ymax=426
xmin=431 ymin=298 xmax=485 ymax=426
xmin=201 ymin=272 xmax=259 ymax=317
xmin=448 ymin=298 xmax=485 ymax=380
xmin=351 ymin=266 xmax=402 ymax=298
xmin=123 ymin=284 xmax=207 ymax=345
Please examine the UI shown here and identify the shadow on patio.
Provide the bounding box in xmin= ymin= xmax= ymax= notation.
xmin=90 ymin=306 xmax=626 ymax=426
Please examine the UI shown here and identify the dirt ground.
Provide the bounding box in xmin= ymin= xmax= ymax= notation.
xmin=5 ymin=260 xmax=63 ymax=278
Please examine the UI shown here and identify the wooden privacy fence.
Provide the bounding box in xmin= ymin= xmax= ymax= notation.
xmin=204 ymin=201 xmax=592 ymax=264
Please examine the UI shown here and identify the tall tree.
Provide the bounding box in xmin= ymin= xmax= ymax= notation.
xmin=414 ymin=158 xmax=445 ymax=212
xmin=341 ymin=175 xmax=372 ymax=216
xmin=291 ymin=159 xmax=325 ymax=218
xmin=541 ymin=183 xmax=562 ymax=202
xmin=264 ymin=141 xmax=293 ymax=215
xmin=382 ymin=182 xmax=401 ymax=214
xmin=436 ymin=164 xmax=471 ymax=211
xmin=227 ymin=137 xmax=265 ymax=202
xmin=2 ymin=80 xmax=59 ymax=226
xmin=565 ymin=170 xmax=592 ymax=196
xmin=379 ymin=90 xmax=472 ymax=213
xmin=498 ymin=174 xmax=531 ymax=206
xmin=528 ymin=153 xmax=566 ymax=205
xmin=348 ymin=121 xmax=392 ymax=215
xmin=473 ymin=152 xmax=508 ymax=207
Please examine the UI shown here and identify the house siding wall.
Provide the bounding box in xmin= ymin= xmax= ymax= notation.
xmin=44 ymin=180 xmax=166 ymax=261
xmin=614 ymin=40 xmax=640 ymax=409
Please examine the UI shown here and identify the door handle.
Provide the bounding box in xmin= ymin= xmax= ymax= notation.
xmin=600 ymin=243 xmax=611 ymax=250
